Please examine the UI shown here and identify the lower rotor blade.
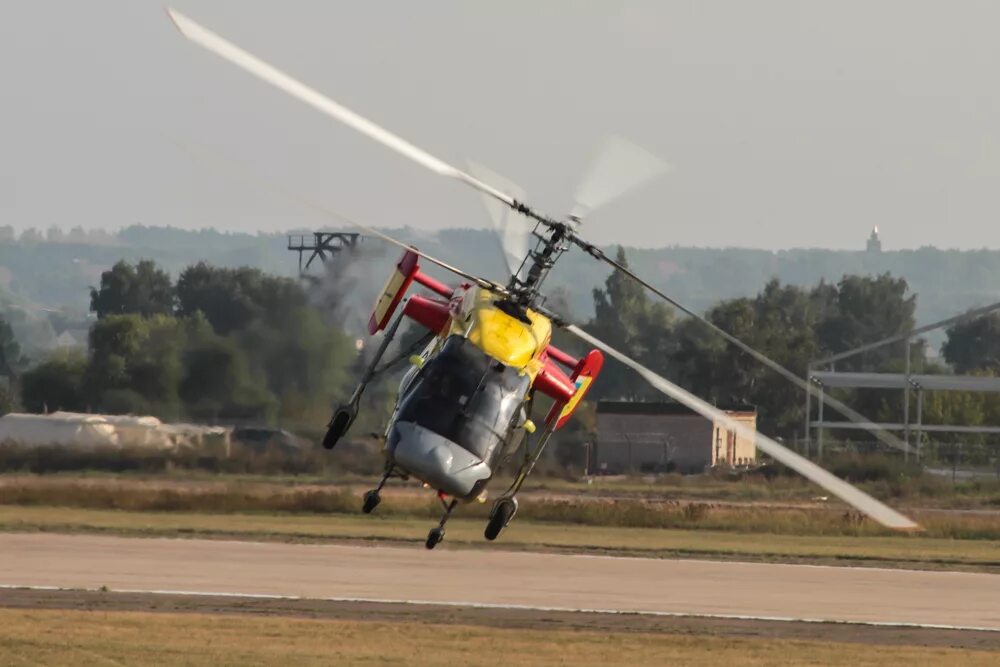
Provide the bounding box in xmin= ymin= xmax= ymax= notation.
xmin=565 ymin=324 xmax=920 ymax=531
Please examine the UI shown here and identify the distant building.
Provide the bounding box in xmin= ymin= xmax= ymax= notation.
xmin=54 ymin=329 xmax=88 ymax=349
xmin=594 ymin=401 xmax=757 ymax=474
xmin=866 ymin=226 xmax=882 ymax=253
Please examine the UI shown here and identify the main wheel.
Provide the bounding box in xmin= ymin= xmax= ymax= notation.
xmin=425 ymin=527 xmax=445 ymax=550
xmin=323 ymin=405 xmax=357 ymax=450
xmin=484 ymin=498 xmax=517 ymax=541
xmin=362 ymin=490 xmax=381 ymax=514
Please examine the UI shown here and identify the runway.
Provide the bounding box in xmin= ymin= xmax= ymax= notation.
xmin=2 ymin=533 xmax=999 ymax=630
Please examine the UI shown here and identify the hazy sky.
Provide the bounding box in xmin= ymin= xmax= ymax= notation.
xmin=4 ymin=1 xmax=1000 ymax=250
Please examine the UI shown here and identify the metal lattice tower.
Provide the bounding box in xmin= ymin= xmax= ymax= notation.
xmin=287 ymin=232 xmax=361 ymax=273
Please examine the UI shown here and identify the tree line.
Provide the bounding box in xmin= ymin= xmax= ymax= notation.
xmin=3 ymin=251 xmax=1000 ymax=459
xmin=583 ymin=248 xmax=1000 ymax=455
xmin=11 ymin=260 xmax=354 ymax=428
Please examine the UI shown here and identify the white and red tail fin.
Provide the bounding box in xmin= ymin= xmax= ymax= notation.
xmin=368 ymin=250 xmax=420 ymax=334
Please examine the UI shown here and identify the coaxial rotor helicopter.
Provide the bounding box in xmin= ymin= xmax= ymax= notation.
xmin=168 ymin=9 xmax=919 ymax=549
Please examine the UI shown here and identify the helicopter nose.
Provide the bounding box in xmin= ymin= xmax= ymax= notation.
xmin=428 ymin=443 xmax=453 ymax=470
xmin=388 ymin=421 xmax=492 ymax=498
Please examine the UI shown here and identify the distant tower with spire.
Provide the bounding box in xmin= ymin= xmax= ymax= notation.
xmin=866 ymin=226 xmax=882 ymax=253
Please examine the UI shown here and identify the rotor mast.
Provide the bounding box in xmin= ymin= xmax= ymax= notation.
xmin=507 ymin=219 xmax=573 ymax=307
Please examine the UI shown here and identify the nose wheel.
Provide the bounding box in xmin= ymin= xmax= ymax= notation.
xmin=425 ymin=496 xmax=458 ymax=550
xmin=361 ymin=464 xmax=402 ymax=515
xmin=426 ymin=527 xmax=445 ymax=549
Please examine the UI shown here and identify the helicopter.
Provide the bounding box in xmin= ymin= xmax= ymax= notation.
xmin=167 ymin=9 xmax=920 ymax=549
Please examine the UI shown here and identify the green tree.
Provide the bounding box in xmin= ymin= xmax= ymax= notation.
xmin=176 ymin=263 xmax=306 ymax=336
xmin=942 ymin=312 xmax=1000 ymax=374
xmin=85 ymin=314 xmax=188 ymax=417
xmin=90 ymin=260 xmax=175 ymax=318
xmin=180 ymin=334 xmax=276 ymax=422
xmin=0 ymin=315 xmax=23 ymax=377
xmin=587 ymin=247 xmax=676 ymax=400
xmin=176 ymin=263 xmax=353 ymax=424
xmin=816 ymin=274 xmax=919 ymax=371
xmin=20 ymin=349 xmax=88 ymax=413
xmin=671 ymin=280 xmax=823 ymax=436
xmin=0 ymin=314 xmax=27 ymax=413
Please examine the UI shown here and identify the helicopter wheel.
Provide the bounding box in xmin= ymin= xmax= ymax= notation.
xmin=484 ymin=498 xmax=517 ymax=541
xmin=425 ymin=527 xmax=445 ymax=550
xmin=362 ymin=490 xmax=381 ymax=514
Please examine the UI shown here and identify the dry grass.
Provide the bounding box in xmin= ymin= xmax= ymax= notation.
xmin=3 ymin=505 xmax=998 ymax=570
xmin=2 ymin=475 xmax=999 ymax=541
xmin=0 ymin=608 xmax=997 ymax=667
xmin=4 ymin=443 xmax=1000 ymax=509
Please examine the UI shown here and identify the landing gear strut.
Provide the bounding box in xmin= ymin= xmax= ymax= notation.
xmin=362 ymin=464 xmax=406 ymax=514
xmin=324 ymin=314 xmax=431 ymax=450
xmin=484 ymin=418 xmax=555 ymax=541
xmin=426 ymin=495 xmax=458 ymax=550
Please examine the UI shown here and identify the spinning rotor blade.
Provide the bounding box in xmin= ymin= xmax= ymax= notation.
xmin=564 ymin=324 xmax=919 ymax=531
xmin=466 ymin=160 xmax=532 ymax=280
xmin=580 ymin=244 xmax=914 ymax=456
xmin=166 ymin=9 xmax=525 ymax=216
xmin=570 ymin=135 xmax=669 ymax=221
xmin=167 ymin=137 xmax=498 ymax=292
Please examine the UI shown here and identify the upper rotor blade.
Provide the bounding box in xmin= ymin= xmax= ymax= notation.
xmin=166 ymin=9 xmax=518 ymax=211
xmin=466 ymin=160 xmax=532 ymax=280
xmin=565 ymin=324 xmax=920 ymax=531
xmin=582 ymin=245 xmax=915 ymax=456
xmin=571 ymin=135 xmax=669 ymax=220
xmin=167 ymin=136 xmax=498 ymax=292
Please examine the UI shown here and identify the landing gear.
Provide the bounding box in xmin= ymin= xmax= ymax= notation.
xmin=324 ymin=314 xmax=431 ymax=450
xmin=361 ymin=464 xmax=401 ymax=515
xmin=484 ymin=497 xmax=518 ymax=541
xmin=484 ymin=418 xmax=555 ymax=542
xmin=426 ymin=527 xmax=445 ymax=549
xmin=426 ymin=495 xmax=458 ymax=550
xmin=362 ymin=490 xmax=381 ymax=514
xmin=323 ymin=403 xmax=357 ymax=450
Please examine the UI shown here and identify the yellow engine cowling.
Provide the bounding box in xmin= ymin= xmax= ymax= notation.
xmin=449 ymin=287 xmax=551 ymax=379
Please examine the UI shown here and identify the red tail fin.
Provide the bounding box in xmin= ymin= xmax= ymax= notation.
xmin=544 ymin=349 xmax=604 ymax=430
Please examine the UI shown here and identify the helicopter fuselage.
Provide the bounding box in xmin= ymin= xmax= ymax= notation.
xmin=384 ymin=285 xmax=552 ymax=500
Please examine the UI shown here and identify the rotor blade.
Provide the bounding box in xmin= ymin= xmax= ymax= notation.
xmin=166 ymin=9 xmax=521 ymax=213
xmin=579 ymin=243 xmax=915 ymax=456
xmin=466 ymin=160 xmax=532 ymax=279
xmin=571 ymin=135 xmax=669 ymax=220
xmin=565 ymin=324 xmax=920 ymax=531
xmin=166 ymin=136 xmax=500 ymax=292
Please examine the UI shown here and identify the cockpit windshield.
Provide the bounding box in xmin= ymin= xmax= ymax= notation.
xmin=395 ymin=335 xmax=531 ymax=462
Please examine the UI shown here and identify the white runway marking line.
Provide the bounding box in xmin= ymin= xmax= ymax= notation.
xmin=2 ymin=584 xmax=998 ymax=634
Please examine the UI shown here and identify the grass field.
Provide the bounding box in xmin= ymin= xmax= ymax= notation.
xmin=3 ymin=505 xmax=998 ymax=571
xmin=3 ymin=474 xmax=1000 ymax=541
xmin=1 ymin=608 xmax=998 ymax=667
xmin=4 ymin=465 xmax=1000 ymax=506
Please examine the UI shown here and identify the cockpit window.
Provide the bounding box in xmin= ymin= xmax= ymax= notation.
xmin=396 ymin=335 xmax=530 ymax=462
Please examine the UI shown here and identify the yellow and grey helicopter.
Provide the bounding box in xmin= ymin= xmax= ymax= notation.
xmin=167 ymin=9 xmax=919 ymax=549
